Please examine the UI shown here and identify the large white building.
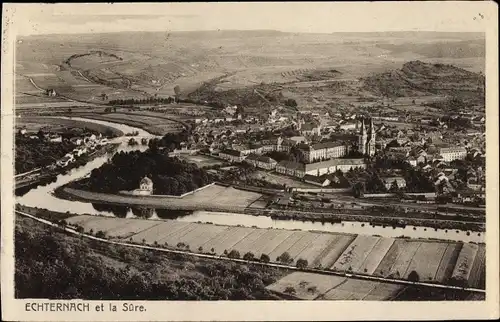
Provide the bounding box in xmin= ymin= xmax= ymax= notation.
xmin=438 ymin=147 xmax=467 ymax=162
xmin=298 ymin=141 xmax=349 ymax=163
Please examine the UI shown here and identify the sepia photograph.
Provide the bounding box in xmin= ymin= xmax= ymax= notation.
xmin=1 ymin=2 xmax=499 ymax=321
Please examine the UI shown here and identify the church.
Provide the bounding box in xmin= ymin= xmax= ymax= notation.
xmin=357 ymin=117 xmax=376 ymax=156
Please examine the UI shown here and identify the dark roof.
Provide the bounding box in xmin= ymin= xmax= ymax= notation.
xmin=303 ymin=174 xmax=330 ymax=184
xmin=277 ymin=160 xmax=305 ymax=171
xmin=245 ymin=153 xmax=276 ymax=164
xmin=220 ymin=149 xmax=243 ymax=157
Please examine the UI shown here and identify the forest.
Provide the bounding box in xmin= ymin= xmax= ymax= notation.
xmin=15 ymin=216 xmax=285 ymax=300
xmin=15 ymin=134 xmax=76 ymax=173
xmin=79 ymin=149 xmax=212 ymax=195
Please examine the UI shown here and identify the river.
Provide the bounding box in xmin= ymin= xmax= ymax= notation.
xmin=15 ymin=117 xmax=485 ymax=243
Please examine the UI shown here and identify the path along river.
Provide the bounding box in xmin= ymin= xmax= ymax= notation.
xmin=16 ymin=117 xmax=484 ymax=243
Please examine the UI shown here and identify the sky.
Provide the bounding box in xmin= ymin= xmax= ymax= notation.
xmin=5 ymin=2 xmax=495 ymax=36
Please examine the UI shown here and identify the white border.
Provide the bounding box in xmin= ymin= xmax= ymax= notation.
xmin=2 ymin=2 xmax=499 ymax=321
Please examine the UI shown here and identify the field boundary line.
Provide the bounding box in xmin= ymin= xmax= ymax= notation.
xmin=402 ymin=242 xmax=423 ymax=278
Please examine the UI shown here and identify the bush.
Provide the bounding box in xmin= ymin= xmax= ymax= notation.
xmin=296 ymin=258 xmax=308 ymax=269
xmin=284 ymin=286 xmax=296 ymax=295
xmin=243 ymin=252 xmax=255 ymax=261
xmin=95 ymin=230 xmax=106 ymax=239
xmin=260 ymin=254 xmax=270 ymax=263
xmin=277 ymin=252 xmax=293 ymax=265
xmin=227 ymin=250 xmax=241 ymax=259
xmin=408 ymin=270 xmax=420 ymax=282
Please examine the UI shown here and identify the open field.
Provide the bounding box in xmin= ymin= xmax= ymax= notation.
xmin=404 ymin=241 xmax=449 ymax=281
xmin=357 ymin=237 xmax=395 ymax=275
xmin=266 ymin=272 xmax=347 ymax=300
xmin=59 ymin=214 xmax=486 ymax=287
xmin=451 ymin=243 xmax=479 ymax=282
xmin=332 ymin=235 xmax=380 ymax=272
xmin=76 ymin=113 xmax=184 ymax=135
xmin=179 ymin=154 xmax=225 ymax=168
xmin=268 ymin=271 xmax=484 ymax=301
xmin=266 ymin=271 xmax=405 ymax=301
xmin=61 ymin=183 xmax=265 ymax=212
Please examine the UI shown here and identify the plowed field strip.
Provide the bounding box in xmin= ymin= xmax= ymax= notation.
xmin=320 ymin=235 xmax=357 ymax=269
xmin=287 ymin=233 xmax=321 ymax=260
xmin=268 ymin=232 xmax=307 ymax=263
xmin=231 ymin=229 xmax=270 ymax=253
xmin=157 ymin=223 xmax=199 ymax=244
xmin=209 ymin=227 xmax=255 ymax=254
xmin=387 ymin=241 xmax=421 ymax=278
xmin=434 ymin=242 xmax=463 ymax=282
xmin=358 ymin=238 xmax=395 ymax=275
xmin=312 ymin=235 xmax=342 ymax=267
xmin=451 ymin=243 xmax=479 ymax=280
xmin=257 ymin=230 xmax=295 ymax=257
xmin=187 ymin=226 xmax=230 ymax=250
xmin=468 ymin=244 xmax=486 ymax=288
xmin=332 ymin=235 xmax=380 ymax=271
xmin=296 ymin=234 xmax=338 ymax=267
xmin=404 ymin=242 xmax=448 ymax=281
xmin=128 ymin=221 xmax=185 ymax=243
xmin=249 ymin=230 xmax=282 ymax=255
xmin=177 ymin=225 xmax=213 ymax=243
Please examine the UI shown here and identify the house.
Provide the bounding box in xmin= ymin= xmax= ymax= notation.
xmin=298 ymin=141 xmax=349 ymax=163
xmin=219 ymin=149 xmax=246 ymax=163
xmin=302 ymin=158 xmax=366 ymax=177
xmin=276 ymin=160 xmax=305 ymax=178
xmin=244 ymin=154 xmax=277 ymax=170
xmin=72 ymin=147 xmax=87 ymax=157
xmin=19 ymin=127 xmax=27 ymax=135
xmin=303 ymin=174 xmax=331 ymax=187
xmin=56 ymin=154 xmax=75 ymax=167
xmin=407 ymin=156 xmax=418 ymax=167
xmin=381 ymin=176 xmax=407 ymax=190
xmin=47 ymin=134 xmax=62 ymax=143
xmin=133 ymin=176 xmax=154 ymax=195
xmin=70 ymin=137 xmax=83 ymax=145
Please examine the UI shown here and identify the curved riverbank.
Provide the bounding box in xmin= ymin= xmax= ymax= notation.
xmin=54 ymin=185 xmax=485 ymax=240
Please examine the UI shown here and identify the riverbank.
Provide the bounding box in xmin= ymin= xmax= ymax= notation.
xmin=16 ymin=143 xmax=120 ymax=194
xmin=54 ymin=184 xmax=485 ymax=233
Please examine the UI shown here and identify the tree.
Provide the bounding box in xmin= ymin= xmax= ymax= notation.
xmin=284 ymin=286 xmax=296 ymax=295
xmin=227 ymin=250 xmax=240 ymax=259
xmin=260 ymin=254 xmax=270 ymax=263
xmin=296 ymin=258 xmax=308 ymax=269
xmin=95 ymin=230 xmax=106 ymax=239
xmin=243 ymin=252 xmax=255 ymax=261
xmin=277 ymin=252 xmax=293 ymax=265
xmin=408 ymin=270 xmax=420 ymax=282
xmin=198 ymin=246 xmax=203 ymax=252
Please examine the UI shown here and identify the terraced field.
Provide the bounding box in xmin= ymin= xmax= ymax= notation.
xmin=63 ymin=215 xmax=486 ymax=288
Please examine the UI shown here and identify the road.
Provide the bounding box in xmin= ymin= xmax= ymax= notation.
xmin=15 ymin=210 xmax=485 ymax=294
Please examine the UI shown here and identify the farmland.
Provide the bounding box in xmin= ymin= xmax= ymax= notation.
xmin=61 ymin=214 xmax=486 ymax=288
xmin=179 ymin=154 xmax=225 ymax=168
xmin=266 ymin=272 xmax=483 ymax=301
xmin=74 ymin=112 xmax=185 ymax=135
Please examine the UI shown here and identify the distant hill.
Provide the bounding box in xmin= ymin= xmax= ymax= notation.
xmin=375 ymin=39 xmax=485 ymax=59
xmin=362 ymin=60 xmax=485 ymax=101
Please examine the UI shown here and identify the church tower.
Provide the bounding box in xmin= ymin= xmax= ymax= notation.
xmin=367 ymin=118 xmax=376 ymax=156
xmin=358 ymin=118 xmax=367 ymax=154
